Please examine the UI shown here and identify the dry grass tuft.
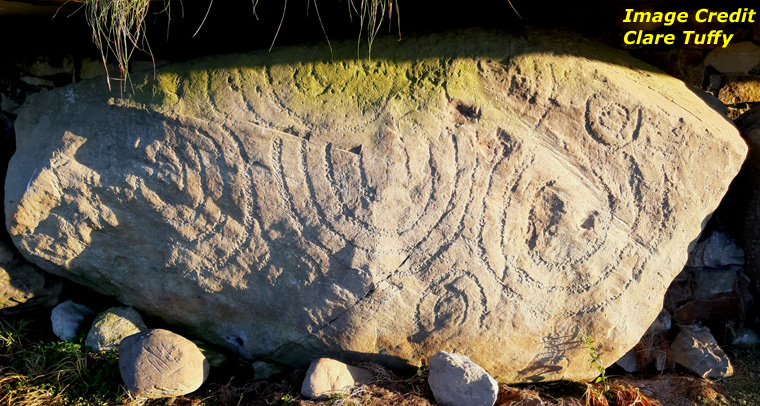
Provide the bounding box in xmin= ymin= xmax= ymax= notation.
xmin=497 ymin=385 xmax=547 ymax=405
xmin=583 ymin=382 xmax=660 ymax=406
xmin=77 ymin=0 xmax=154 ymax=92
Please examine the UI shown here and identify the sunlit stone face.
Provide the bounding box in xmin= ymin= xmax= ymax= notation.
xmin=5 ymin=30 xmax=746 ymax=382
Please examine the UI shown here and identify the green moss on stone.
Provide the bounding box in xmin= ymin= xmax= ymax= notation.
xmin=127 ymin=32 xmax=510 ymax=129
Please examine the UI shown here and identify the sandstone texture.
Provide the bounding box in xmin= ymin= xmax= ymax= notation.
xmin=4 ymin=30 xmax=747 ymax=382
xmin=300 ymin=358 xmax=374 ymax=400
xmin=119 ymin=329 xmax=209 ymax=398
xmin=428 ymin=351 xmax=498 ymax=406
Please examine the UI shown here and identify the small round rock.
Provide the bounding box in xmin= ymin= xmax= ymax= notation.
xmin=428 ymin=351 xmax=498 ymax=406
xmin=119 ymin=329 xmax=209 ymax=399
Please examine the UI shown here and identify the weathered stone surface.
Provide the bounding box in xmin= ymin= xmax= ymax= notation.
xmin=301 ymin=358 xmax=374 ymax=400
xmin=671 ymin=325 xmax=733 ymax=380
xmin=428 ymin=351 xmax=498 ymax=406
xmin=704 ymin=41 xmax=760 ymax=73
xmin=692 ymin=267 xmax=738 ymax=300
xmin=51 ymin=300 xmax=96 ymax=341
xmin=686 ymin=232 xmax=744 ymax=268
xmin=119 ymin=329 xmax=209 ymax=398
xmin=672 ymin=295 xmax=743 ymax=325
xmin=252 ymin=361 xmax=283 ymax=380
xmin=85 ymin=306 xmax=147 ymax=352
xmin=717 ymin=75 xmax=760 ymax=105
xmin=666 ymin=231 xmax=746 ymax=325
xmin=4 ymin=30 xmax=747 ymax=382
xmin=192 ymin=340 xmax=228 ymax=368
xmin=614 ymin=349 xmax=638 ymax=373
xmin=0 ymin=240 xmax=61 ymax=315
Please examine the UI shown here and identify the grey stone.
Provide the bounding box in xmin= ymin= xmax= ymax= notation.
xmin=627 ymin=308 xmax=672 ymax=372
xmin=686 ymin=232 xmax=744 ymax=268
xmin=692 ymin=267 xmax=738 ymax=300
xmin=732 ymin=328 xmax=760 ymax=347
xmin=85 ymin=306 xmax=147 ymax=352
xmin=708 ymin=74 xmax=725 ymax=95
xmin=51 ymin=300 xmax=96 ymax=341
xmin=300 ymin=358 xmax=374 ymax=400
xmin=119 ymin=329 xmax=209 ymax=398
xmin=4 ymin=30 xmax=747 ymax=382
xmin=671 ymin=325 xmax=733 ymax=380
xmin=614 ymin=349 xmax=638 ymax=373
xmin=650 ymin=308 xmax=672 ymax=332
xmin=0 ymin=241 xmax=61 ymax=315
xmin=428 ymin=351 xmax=498 ymax=406
xmin=654 ymin=353 xmax=668 ymax=372
xmin=252 ymin=361 xmax=283 ymax=380
xmin=704 ymin=41 xmax=760 ymax=73
xmin=0 ymin=92 xmax=22 ymax=115
xmin=665 ymin=270 xmax=694 ymax=309
xmin=737 ymin=271 xmax=754 ymax=312
xmin=192 ymin=340 xmax=228 ymax=368
xmin=26 ymin=55 xmax=74 ymax=77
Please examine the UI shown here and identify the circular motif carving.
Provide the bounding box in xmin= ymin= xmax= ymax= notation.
xmin=585 ymin=93 xmax=640 ymax=148
xmin=137 ymin=122 xmax=255 ymax=274
xmin=270 ymin=129 xmax=473 ymax=258
xmin=417 ymin=272 xmax=486 ymax=336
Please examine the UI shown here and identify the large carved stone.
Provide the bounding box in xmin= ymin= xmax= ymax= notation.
xmin=4 ymin=30 xmax=746 ymax=382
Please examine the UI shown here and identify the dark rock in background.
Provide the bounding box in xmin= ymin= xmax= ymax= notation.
xmin=0 ymin=240 xmax=61 ymax=316
xmin=671 ymin=325 xmax=734 ymax=380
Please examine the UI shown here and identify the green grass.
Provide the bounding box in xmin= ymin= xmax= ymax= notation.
xmin=0 ymin=317 xmax=124 ymax=406
xmin=721 ymin=347 xmax=760 ymax=405
xmin=2 ymin=314 xmax=753 ymax=406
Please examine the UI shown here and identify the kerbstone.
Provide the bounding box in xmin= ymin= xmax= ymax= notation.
xmin=4 ymin=30 xmax=747 ymax=382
